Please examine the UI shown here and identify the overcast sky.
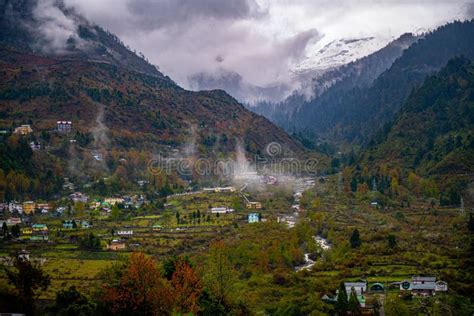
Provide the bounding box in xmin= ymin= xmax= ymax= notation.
xmin=64 ymin=0 xmax=474 ymax=89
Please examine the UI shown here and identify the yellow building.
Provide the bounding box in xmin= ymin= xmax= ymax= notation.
xmin=23 ymin=201 xmax=36 ymax=214
xmin=246 ymin=202 xmax=262 ymax=209
xmin=14 ymin=125 xmax=33 ymax=135
xmin=32 ymin=224 xmax=48 ymax=232
xmin=107 ymin=240 xmax=126 ymax=251
xmin=21 ymin=228 xmax=33 ymax=235
xmin=104 ymin=197 xmax=124 ymax=205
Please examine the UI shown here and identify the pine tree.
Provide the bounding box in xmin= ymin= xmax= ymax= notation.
xmin=388 ymin=234 xmax=397 ymax=248
xmin=468 ymin=214 xmax=474 ymax=232
xmin=2 ymin=221 xmax=8 ymax=239
xmin=348 ymin=288 xmax=361 ymax=315
xmin=335 ymin=282 xmax=348 ymax=313
xmin=350 ymin=229 xmax=362 ymax=248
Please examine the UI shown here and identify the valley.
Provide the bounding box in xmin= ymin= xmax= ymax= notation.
xmin=0 ymin=1 xmax=473 ymax=315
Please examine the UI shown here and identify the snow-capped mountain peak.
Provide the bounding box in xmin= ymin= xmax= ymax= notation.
xmin=292 ymin=35 xmax=395 ymax=74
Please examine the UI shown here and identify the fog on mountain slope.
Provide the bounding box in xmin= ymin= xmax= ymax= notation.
xmin=60 ymin=0 xmax=473 ymax=105
xmin=254 ymin=20 xmax=474 ymax=148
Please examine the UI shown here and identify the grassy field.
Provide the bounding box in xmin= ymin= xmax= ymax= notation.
xmin=0 ymin=176 xmax=472 ymax=314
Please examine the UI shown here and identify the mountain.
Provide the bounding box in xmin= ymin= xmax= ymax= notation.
xmin=0 ymin=0 xmax=166 ymax=78
xmin=362 ymin=56 xmax=474 ymax=203
xmin=249 ymin=33 xmax=419 ymax=135
xmin=190 ymin=35 xmax=409 ymax=105
xmin=288 ymin=20 xmax=474 ymax=145
xmin=291 ymin=35 xmax=395 ymax=74
xmin=188 ymin=68 xmax=291 ymax=104
xmin=0 ymin=0 xmax=313 ymax=200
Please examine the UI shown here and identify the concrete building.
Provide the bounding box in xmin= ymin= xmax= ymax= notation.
xmin=248 ymin=213 xmax=260 ymax=223
xmin=246 ymin=201 xmax=262 ymax=209
xmin=14 ymin=124 xmax=33 ymax=135
xmin=211 ymin=207 xmax=234 ymax=214
xmin=22 ymin=201 xmax=36 ymax=215
xmin=57 ymin=121 xmax=72 ymax=133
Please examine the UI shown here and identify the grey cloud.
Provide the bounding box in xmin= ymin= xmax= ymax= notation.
xmin=32 ymin=0 xmax=83 ymax=53
xmin=127 ymin=0 xmax=266 ymax=30
xmin=466 ymin=2 xmax=474 ymax=19
xmin=64 ymin=0 xmax=471 ymax=103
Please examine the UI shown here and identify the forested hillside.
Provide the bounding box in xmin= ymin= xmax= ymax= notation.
xmin=351 ymin=57 xmax=474 ymax=206
xmin=292 ymin=20 xmax=474 ymax=145
xmin=0 ymin=48 xmax=309 ymax=200
xmin=251 ymin=33 xmax=418 ymax=135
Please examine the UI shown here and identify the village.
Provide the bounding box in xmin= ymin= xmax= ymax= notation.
xmin=0 ymin=121 xmax=467 ymax=315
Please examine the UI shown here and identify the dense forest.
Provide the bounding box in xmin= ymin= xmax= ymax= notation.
xmin=288 ymin=21 xmax=474 ymax=145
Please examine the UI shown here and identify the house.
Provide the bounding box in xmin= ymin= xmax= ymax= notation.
xmin=322 ymin=294 xmax=337 ymax=304
xmin=55 ymin=206 xmax=66 ymax=216
xmin=263 ymin=175 xmax=278 ymax=185
xmin=62 ymin=178 xmax=75 ymax=191
xmin=18 ymin=249 xmax=30 ymax=261
xmin=30 ymin=234 xmax=49 ymax=241
xmin=277 ymin=214 xmax=297 ymax=228
xmin=435 ymin=281 xmax=448 ymax=292
xmin=69 ymin=192 xmax=88 ymax=203
xmin=36 ymin=203 xmax=51 ymax=212
xmin=337 ymin=282 xmax=367 ymax=307
xmin=30 ymin=141 xmax=41 ymax=151
xmin=116 ymin=230 xmax=133 ymax=238
xmin=400 ymin=276 xmax=446 ymax=296
xmin=30 ymin=225 xmax=48 ymax=242
xmin=344 ymin=282 xmax=367 ymax=296
xmin=23 ymin=201 xmax=36 ymax=215
xmin=32 ymin=224 xmax=48 ymax=232
xmin=63 ymin=220 xmax=76 ymax=229
xmin=13 ymin=124 xmax=33 ymax=135
xmin=211 ymin=207 xmax=234 ymax=214
xmin=104 ymin=197 xmax=124 ymax=205
xmin=203 ymin=186 xmax=236 ymax=193
xmin=22 ymin=227 xmax=33 ymax=235
xmin=137 ymin=180 xmax=148 ymax=187
xmin=8 ymin=202 xmax=23 ymax=214
xmin=248 ymin=213 xmax=260 ymax=223
xmin=152 ymin=224 xmax=163 ymax=231
xmin=107 ymin=239 xmax=126 ymax=251
xmin=81 ymin=221 xmax=92 ymax=229
xmin=57 ymin=121 xmax=72 ymax=133
xmin=369 ymin=283 xmax=385 ymax=292
xmin=7 ymin=217 xmax=22 ymax=225
xmin=246 ymin=201 xmax=262 ymax=209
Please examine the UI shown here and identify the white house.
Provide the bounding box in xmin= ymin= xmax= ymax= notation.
xmin=343 ymin=282 xmax=367 ymax=307
xmin=204 ymin=186 xmax=236 ymax=193
xmin=435 ymin=281 xmax=448 ymax=292
xmin=211 ymin=207 xmax=234 ymax=214
xmin=400 ymin=276 xmax=446 ymax=296
xmin=344 ymin=282 xmax=367 ymax=296
xmin=117 ymin=230 xmax=133 ymax=237
xmin=57 ymin=121 xmax=72 ymax=133
xmin=69 ymin=192 xmax=89 ymax=203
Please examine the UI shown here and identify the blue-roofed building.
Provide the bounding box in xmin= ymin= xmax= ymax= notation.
xmin=63 ymin=220 xmax=75 ymax=229
xmin=248 ymin=213 xmax=260 ymax=223
xmin=400 ymin=276 xmax=447 ymax=296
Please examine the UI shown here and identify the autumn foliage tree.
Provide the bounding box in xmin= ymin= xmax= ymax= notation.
xmin=99 ymin=252 xmax=172 ymax=315
xmin=171 ymin=258 xmax=203 ymax=314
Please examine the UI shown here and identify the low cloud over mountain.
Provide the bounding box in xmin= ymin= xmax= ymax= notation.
xmin=59 ymin=0 xmax=474 ymax=102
